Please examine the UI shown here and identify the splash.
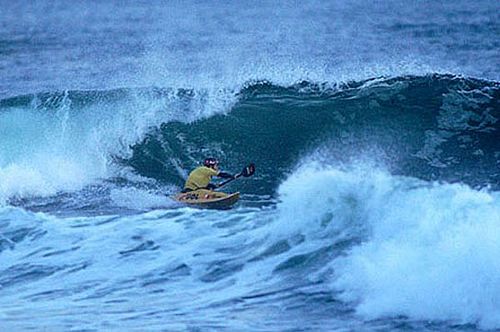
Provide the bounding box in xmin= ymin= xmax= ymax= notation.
xmin=273 ymin=161 xmax=500 ymax=329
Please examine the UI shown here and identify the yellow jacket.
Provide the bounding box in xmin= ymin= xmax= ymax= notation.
xmin=184 ymin=166 xmax=219 ymax=191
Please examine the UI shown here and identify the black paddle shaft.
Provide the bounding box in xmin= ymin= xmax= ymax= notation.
xmin=217 ymin=163 xmax=255 ymax=189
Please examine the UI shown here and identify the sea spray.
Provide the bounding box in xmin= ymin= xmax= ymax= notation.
xmin=327 ymin=174 xmax=500 ymax=328
xmin=264 ymin=161 xmax=500 ymax=328
xmin=0 ymin=88 xmax=237 ymax=204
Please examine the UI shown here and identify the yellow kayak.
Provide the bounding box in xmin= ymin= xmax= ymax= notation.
xmin=173 ymin=189 xmax=240 ymax=209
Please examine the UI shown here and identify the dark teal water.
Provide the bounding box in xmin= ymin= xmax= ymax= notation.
xmin=127 ymin=76 xmax=500 ymax=192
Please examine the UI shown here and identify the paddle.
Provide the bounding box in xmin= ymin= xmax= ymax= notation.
xmin=217 ymin=163 xmax=255 ymax=189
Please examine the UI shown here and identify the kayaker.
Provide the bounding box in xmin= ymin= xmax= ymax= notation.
xmin=182 ymin=158 xmax=234 ymax=193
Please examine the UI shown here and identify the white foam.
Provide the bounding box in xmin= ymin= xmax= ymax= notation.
xmin=273 ymin=161 xmax=500 ymax=328
xmin=333 ymin=181 xmax=500 ymax=329
xmin=109 ymin=186 xmax=176 ymax=210
xmin=271 ymin=161 xmax=390 ymax=242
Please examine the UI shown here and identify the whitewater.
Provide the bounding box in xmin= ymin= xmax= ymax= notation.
xmin=1 ymin=1 xmax=499 ymax=331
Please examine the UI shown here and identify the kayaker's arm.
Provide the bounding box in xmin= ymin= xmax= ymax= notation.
xmin=218 ymin=172 xmax=235 ymax=179
xmin=206 ymin=183 xmax=217 ymax=190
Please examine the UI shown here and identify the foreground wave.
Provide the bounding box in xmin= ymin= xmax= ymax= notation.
xmin=1 ymin=163 xmax=499 ymax=331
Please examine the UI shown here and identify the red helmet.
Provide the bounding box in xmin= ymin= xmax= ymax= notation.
xmin=203 ymin=157 xmax=219 ymax=167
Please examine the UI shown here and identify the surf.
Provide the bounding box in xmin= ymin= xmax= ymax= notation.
xmin=2 ymin=160 xmax=498 ymax=330
xmin=1 ymin=74 xmax=498 ymax=208
xmin=272 ymin=161 xmax=500 ymax=329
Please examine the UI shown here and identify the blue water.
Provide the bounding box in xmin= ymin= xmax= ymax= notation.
xmin=1 ymin=1 xmax=500 ymax=331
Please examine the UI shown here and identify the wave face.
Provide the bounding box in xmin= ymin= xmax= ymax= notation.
xmin=2 ymin=74 xmax=498 ymax=205
xmin=129 ymin=75 xmax=499 ymax=193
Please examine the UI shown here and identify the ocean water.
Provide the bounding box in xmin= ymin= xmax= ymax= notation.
xmin=1 ymin=1 xmax=499 ymax=331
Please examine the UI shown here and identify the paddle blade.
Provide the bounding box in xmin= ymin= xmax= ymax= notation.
xmin=241 ymin=163 xmax=255 ymax=177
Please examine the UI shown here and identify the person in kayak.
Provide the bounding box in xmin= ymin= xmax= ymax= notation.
xmin=182 ymin=158 xmax=234 ymax=192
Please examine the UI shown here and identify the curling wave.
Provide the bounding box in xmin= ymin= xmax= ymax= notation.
xmin=0 ymin=74 xmax=498 ymax=205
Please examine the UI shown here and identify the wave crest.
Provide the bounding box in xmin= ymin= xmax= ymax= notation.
xmin=0 ymin=74 xmax=498 ymax=204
